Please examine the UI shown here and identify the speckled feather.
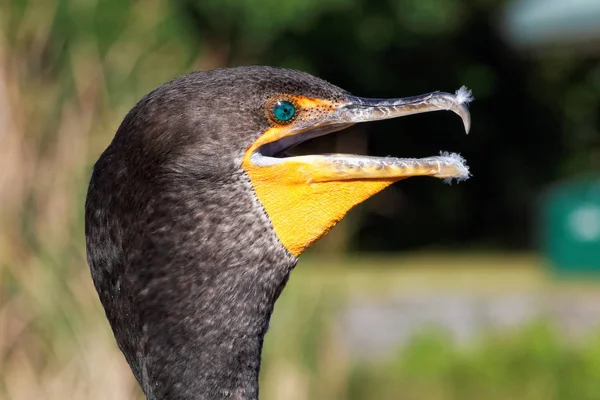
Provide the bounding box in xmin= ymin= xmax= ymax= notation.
xmin=85 ymin=67 xmax=351 ymax=399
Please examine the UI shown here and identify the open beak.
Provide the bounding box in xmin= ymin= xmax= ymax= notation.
xmin=247 ymin=86 xmax=473 ymax=183
xmin=242 ymin=86 xmax=474 ymax=256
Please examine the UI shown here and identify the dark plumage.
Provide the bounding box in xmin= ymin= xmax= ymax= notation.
xmin=85 ymin=66 xmax=471 ymax=399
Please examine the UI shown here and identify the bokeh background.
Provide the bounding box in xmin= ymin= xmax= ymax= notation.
xmin=2 ymin=0 xmax=600 ymax=399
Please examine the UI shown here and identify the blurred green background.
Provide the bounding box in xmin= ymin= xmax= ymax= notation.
xmin=1 ymin=0 xmax=600 ymax=399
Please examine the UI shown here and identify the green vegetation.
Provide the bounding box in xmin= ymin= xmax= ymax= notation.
xmin=257 ymin=259 xmax=600 ymax=400
xmin=344 ymin=324 xmax=600 ymax=400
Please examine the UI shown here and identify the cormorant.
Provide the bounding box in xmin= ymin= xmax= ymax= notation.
xmin=85 ymin=66 xmax=472 ymax=400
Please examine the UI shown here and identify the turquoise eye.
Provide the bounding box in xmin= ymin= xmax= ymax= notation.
xmin=272 ymin=100 xmax=296 ymax=123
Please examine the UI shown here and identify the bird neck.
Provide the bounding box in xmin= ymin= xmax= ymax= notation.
xmin=129 ymin=174 xmax=297 ymax=400
xmin=140 ymin=263 xmax=294 ymax=400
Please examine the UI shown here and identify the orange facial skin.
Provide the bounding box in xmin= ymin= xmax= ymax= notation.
xmin=242 ymin=95 xmax=398 ymax=257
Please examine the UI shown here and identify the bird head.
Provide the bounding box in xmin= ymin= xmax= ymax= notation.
xmin=113 ymin=66 xmax=471 ymax=258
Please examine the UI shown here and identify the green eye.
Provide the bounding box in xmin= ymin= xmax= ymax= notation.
xmin=272 ymin=100 xmax=296 ymax=123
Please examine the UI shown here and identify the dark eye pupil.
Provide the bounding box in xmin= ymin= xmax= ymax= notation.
xmin=273 ymin=100 xmax=296 ymax=122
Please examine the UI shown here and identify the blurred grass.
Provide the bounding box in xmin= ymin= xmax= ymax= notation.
xmin=263 ymin=256 xmax=600 ymax=400
xmin=0 ymin=1 xmax=199 ymax=398
xmin=342 ymin=323 xmax=600 ymax=400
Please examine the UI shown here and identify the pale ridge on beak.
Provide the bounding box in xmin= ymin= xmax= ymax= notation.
xmin=339 ymin=86 xmax=473 ymax=134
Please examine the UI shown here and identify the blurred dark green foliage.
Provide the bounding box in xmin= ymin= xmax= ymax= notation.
xmin=180 ymin=0 xmax=599 ymax=252
xmin=6 ymin=0 xmax=598 ymax=253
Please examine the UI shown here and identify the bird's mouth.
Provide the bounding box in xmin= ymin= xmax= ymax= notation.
xmin=241 ymin=87 xmax=473 ymax=257
xmin=246 ymin=87 xmax=473 ymax=183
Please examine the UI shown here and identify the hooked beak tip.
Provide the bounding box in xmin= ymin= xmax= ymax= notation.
xmin=455 ymin=86 xmax=474 ymax=134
